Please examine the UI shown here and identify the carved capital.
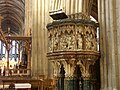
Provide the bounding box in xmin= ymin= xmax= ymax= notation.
xmin=60 ymin=59 xmax=77 ymax=80
xmin=51 ymin=60 xmax=61 ymax=78
xmin=77 ymin=60 xmax=95 ymax=80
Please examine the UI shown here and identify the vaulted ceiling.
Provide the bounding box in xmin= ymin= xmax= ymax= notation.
xmin=0 ymin=0 xmax=97 ymax=35
xmin=0 ymin=0 xmax=25 ymax=35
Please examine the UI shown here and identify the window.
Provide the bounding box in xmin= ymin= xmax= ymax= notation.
xmin=0 ymin=40 xmax=19 ymax=67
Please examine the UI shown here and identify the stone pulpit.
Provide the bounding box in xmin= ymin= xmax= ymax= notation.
xmin=47 ymin=15 xmax=100 ymax=90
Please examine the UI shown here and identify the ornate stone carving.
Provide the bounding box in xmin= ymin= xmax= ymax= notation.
xmin=51 ymin=60 xmax=61 ymax=79
xmin=77 ymin=59 xmax=95 ymax=80
xmin=76 ymin=26 xmax=84 ymax=50
xmin=84 ymin=26 xmax=97 ymax=50
xmin=47 ymin=19 xmax=100 ymax=82
xmin=61 ymin=59 xmax=76 ymax=80
xmin=53 ymin=28 xmax=59 ymax=51
xmin=48 ymin=30 xmax=53 ymax=52
xmin=60 ymin=31 xmax=68 ymax=50
xmin=59 ymin=25 xmax=75 ymax=51
xmin=47 ymin=19 xmax=98 ymax=52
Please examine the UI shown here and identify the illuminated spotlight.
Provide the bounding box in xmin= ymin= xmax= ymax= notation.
xmin=49 ymin=9 xmax=68 ymax=20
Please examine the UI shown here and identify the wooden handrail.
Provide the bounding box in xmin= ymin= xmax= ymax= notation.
xmin=1 ymin=69 xmax=31 ymax=76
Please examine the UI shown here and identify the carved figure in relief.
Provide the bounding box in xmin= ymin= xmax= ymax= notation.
xmin=48 ymin=37 xmax=52 ymax=52
xmin=77 ymin=26 xmax=83 ymax=49
xmin=60 ymin=30 xmax=75 ymax=50
xmin=67 ymin=34 xmax=74 ymax=50
xmin=60 ymin=35 xmax=68 ymax=50
xmin=85 ymin=26 xmax=98 ymax=50
xmin=89 ymin=33 xmax=97 ymax=51
xmin=48 ymin=32 xmax=53 ymax=52
xmin=90 ymin=28 xmax=96 ymax=50
xmin=84 ymin=26 xmax=92 ymax=49
xmin=85 ymin=33 xmax=92 ymax=50
xmin=66 ymin=31 xmax=75 ymax=50
xmin=77 ymin=34 xmax=83 ymax=49
xmin=86 ymin=40 xmax=91 ymax=50
xmin=53 ymin=33 xmax=59 ymax=50
xmin=71 ymin=35 xmax=75 ymax=49
xmin=86 ymin=32 xmax=97 ymax=50
xmin=91 ymin=38 xmax=97 ymax=50
xmin=93 ymin=33 xmax=98 ymax=51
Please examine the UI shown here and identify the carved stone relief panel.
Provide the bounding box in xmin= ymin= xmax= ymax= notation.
xmin=84 ymin=26 xmax=97 ymax=51
xmin=53 ymin=27 xmax=59 ymax=51
xmin=47 ymin=19 xmax=99 ymax=53
xmin=91 ymin=27 xmax=97 ymax=51
xmin=65 ymin=30 xmax=75 ymax=50
xmin=59 ymin=25 xmax=76 ymax=51
xmin=60 ymin=30 xmax=68 ymax=50
xmin=48 ymin=29 xmax=53 ymax=52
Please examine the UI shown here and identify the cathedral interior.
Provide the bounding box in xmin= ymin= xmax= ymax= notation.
xmin=0 ymin=0 xmax=119 ymax=90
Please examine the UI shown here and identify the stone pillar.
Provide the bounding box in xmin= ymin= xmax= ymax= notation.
xmin=83 ymin=80 xmax=91 ymax=90
xmin=56 ymin=78 xmax=60 ymax=90
xmin=77 ymin=60 xmax=94 ymax=90
xmin=25 ymin=0 xmax=32 ymax=36
xmin=31 ymin=0 xmax=49 ymax=78
xmin=81 ymin=0 xmax=93 ymax=19
xmin=52 ymin=62 xmax=65 ymax=90
xmin=65 ymin=77 xmax=74 ymax=90
xmin=115 ymin=0 xmax=120 ymax=89
xmin=62 ymin=60 xmax=78 ymax=90
xmin=64 ymin=71 xmax=79 ymax=90
xmin=51 ymin=59 xmax=78 ymax=90
xmin=98 ymin=0 xmax=119 ymax=89
xmin=51 ymin=61 xmax=61 ymax=90
xmin=59 ymin=64 xmax=65 ymax=90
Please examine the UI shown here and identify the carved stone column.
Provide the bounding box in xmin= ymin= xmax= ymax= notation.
xmin=62 ymin=60 xmax=77 ymax=90
xmin=51 ymin=60 xmax=61 ymax=90
xmin=77 ymin=58 xmax=97 ymax=90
